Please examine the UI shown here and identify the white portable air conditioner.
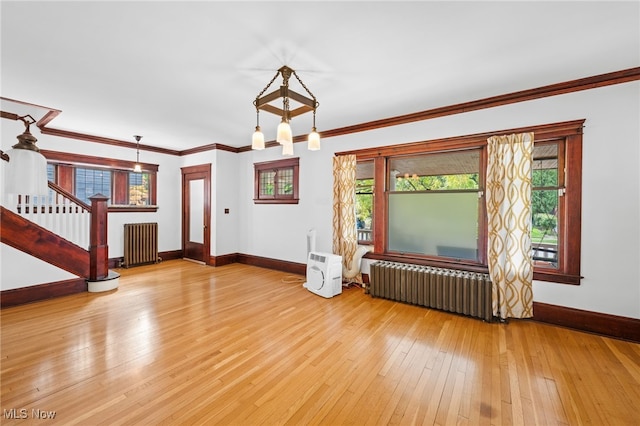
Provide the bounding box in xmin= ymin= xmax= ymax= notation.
xmin=303 ymin=251 xmax=343 ymax=298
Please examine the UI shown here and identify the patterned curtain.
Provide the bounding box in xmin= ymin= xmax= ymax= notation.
xmin=332 ymin=154 xmax=357 ymax=272
xmin=486 ymin=133 xmax=534 ymax=319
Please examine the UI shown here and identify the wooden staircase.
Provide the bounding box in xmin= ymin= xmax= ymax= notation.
xmin=1 ymin=183 xmax=118 ymax=307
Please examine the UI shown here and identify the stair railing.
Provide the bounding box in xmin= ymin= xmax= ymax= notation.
xmin=4 ymin=182 xmax=92 ymax=249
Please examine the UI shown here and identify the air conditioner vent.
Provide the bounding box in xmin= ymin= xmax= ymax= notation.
xmin=310 ymin=253 xmax=326 ymax=263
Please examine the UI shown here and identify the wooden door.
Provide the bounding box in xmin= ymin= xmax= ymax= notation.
xmin=181 ymin=164 xmax=211 ymax=264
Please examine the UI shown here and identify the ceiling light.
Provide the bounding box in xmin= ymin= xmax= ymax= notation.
xmin=133 ymin=135 xmax=142 ymax=172
xmin=3 ymin=115 xmax=49 ymax=196
xmin=252 ymin=65 xmax=320 ymax=155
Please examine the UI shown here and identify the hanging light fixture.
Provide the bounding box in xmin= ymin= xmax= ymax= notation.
xmin=3 ymin=114 xmax=49 ymax=196
xmin=252 ymin=65 xmax=320 ymax=155
xmin=133 ymin=135 xmax=143 ymax=172
xmin=251 ymin=108 xmax=265 ymax=150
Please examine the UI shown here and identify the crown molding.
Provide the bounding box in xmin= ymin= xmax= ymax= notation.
xmin=3 ymin=67 xmax=638 ymax=156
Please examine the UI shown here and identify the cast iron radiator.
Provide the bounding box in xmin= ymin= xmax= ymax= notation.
xmin=369 ymin=261 xmax=494 ymax=322
xmin=123 ymin=222 xmax=160 ymax=268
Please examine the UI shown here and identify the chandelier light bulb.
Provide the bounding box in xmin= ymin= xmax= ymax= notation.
xmin=276 ymin=119 xmax=293 ymax=145
xmin=307 ymin=127 xmax=320 ymax=151
xmin=282 ymin=141 xmax=294 ymax=156
xmin=252 ymin=126 xmax=265 ymax=150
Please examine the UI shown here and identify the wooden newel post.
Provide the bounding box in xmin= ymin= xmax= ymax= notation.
xmin=89 ymin=194 xmax=110 ymax=281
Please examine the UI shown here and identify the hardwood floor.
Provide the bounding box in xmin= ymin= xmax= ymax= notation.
xmin=1 ymin=260 xmax=639 ymax=425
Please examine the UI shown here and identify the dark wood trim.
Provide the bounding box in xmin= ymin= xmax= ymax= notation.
xmin=89 ymin=194 xmax=110 ymax=281
xmin=109 ymin=250 xmax=182 ymax=269
xmin=181 ymin=164 xmax=212 ymax=265
xmin=39 ymin=127 xmax=181 ymax=156
xmin=112 ymin=170 xmax=129 ymax=205
xmin=1 ymin=206 xmax=90 ymax=278
xmin=337 ymin=119 xmax=585 ymax=158
xmin=373 ymin=157 xmax=386 ymax=254
xmin=210 ymin=253 xmax=239 ymax=267
xmin=180 ymin=143 xmax=240 ymax=155
xmin=108 ymin=206 xmax=159 ymax=213
xmin=0 ymin=278 xmax=87 ymax=308
xmin=4 ymin=69 xmax=637 ymax=156
xmin=236 ymin=253 xmax=306 ymax=276
xmin=48 ymin=181 xmax=92 ymax=210
xmin=42 ymin=150 xmax=160 ymax=172
xmin=160 ymin=250 xmax=183 ymax=261
xmin=239 ymin=67 xmax=638 ymax=152
xmin=323 ymin=67 xmax=639 ymax=143
xmin=0 ymin=96 xmax=62 ymax=127
xmin=532 ymin=302 xmax=640 ymax=343
xmin=56 ymin=164 xmax=75 ymax=194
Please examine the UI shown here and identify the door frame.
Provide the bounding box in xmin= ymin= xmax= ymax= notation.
xmin=181 ymin=164 xmax=211 ymax=265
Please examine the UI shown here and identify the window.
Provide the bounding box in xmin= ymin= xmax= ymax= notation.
xmin=129 ymin=172 xmax=151 ymax=206
xmin=531 ymin=142 xmax=561 ymax=269
xmin=387 ymin=150 xmax=481 ymax=261
xmin=75 ymin=167 xmax=112 ymax=205
xmin=356 ymin=160 xmax=374 ymax=244
xmin=254 ymin=157 xmax=299 ymax=204
xmin=42 ymin=150 xmax=158 ymax=212
xmin=346 ymin=120 xmax=583 ymax=284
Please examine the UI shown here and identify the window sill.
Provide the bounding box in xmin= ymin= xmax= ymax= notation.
xmin=253 ymin=199 xmax=299 ymax=205
xmin=108 ymin=205 xmax=158 ymax=213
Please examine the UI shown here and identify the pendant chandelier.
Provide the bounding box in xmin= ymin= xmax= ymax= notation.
xmin=133 ymin=135 xmax=143 ymax=172
xmin=252 ymin=65 xmax=320 ymax=155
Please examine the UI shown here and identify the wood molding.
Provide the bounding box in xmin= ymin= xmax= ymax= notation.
xmin=180 ymin=143 xmax=240 ymax=155
xmin=39 ymin=127 xmax=181 ymax=156
xmin=0 ymin=278 xmax=87 ymax=308
xmin=239 ymin=67 xmax=639 ymax=152
xmin=160 ymin=250 xmax=183 ymax=262
xmin=210 ymin=253 xmax=239 ymax=267
xmin=1 ymin=206 xmax=90 ymax=278
xmin=108 ymin=250 xmax=183 ymax=269
xmin=5 ymin=69 xmax=636 ymax=157
xmin=532 ymin=302 xmax=640 ymax=343
xmin=236 ymin=253 xmax=306 ymax=276
xmin=42 ymin=149 xmax=160 ymax=172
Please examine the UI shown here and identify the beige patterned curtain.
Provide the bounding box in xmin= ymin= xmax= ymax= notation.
xmin=486 ymin=133 xmax=534 ymax=319
xmin=332 ymin=154 xmax=357 ymax=272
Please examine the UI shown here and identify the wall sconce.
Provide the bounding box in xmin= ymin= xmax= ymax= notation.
xmin=252 ymin=65 xmax=320 ymax=155
xmin=3 ymin=114 xmax=49 ymax=195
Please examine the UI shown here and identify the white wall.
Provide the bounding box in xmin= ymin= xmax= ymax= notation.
xmin=235 ymin=82 xmax=640 ymax=319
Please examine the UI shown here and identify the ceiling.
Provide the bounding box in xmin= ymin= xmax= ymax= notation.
xmin=1 ymin=1 xmax=638 ymax=153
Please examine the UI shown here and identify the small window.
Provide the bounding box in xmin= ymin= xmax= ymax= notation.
xmin=75 ymin=167 xmax=112 ymax=205
xmin=254 ymin=158 xmax=299 ymax=204
xmin=129 ymin=172 xmax=150 ymax=206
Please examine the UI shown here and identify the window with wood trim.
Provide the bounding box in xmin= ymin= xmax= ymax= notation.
xmin=344 ymin=120 xmax=583 ymax=285
xmin=356 ymin=160 xmax=374 ymax=244
xmin=43 ymin=150 xmax=158 ymax=212
xmin=253 ymin=157 xmax=299 ymax=204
